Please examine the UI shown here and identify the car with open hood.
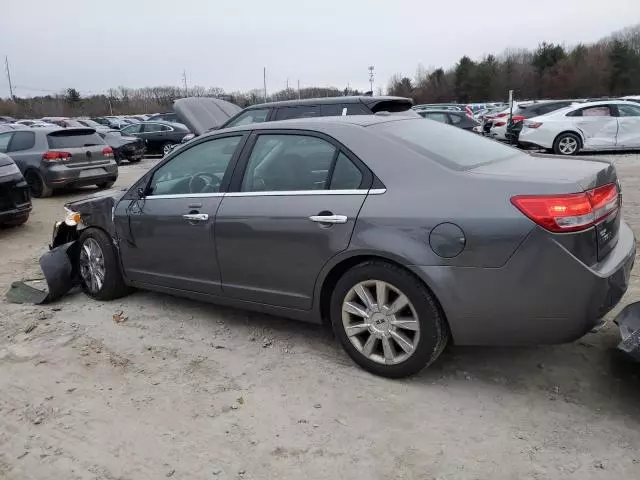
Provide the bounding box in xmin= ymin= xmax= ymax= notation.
xmin=43 ymin=115 xmax=635 ymax=378
xmin=0 ymin=152 xmax=31 ymax=226
xmin=97 ymin=130 xmax=146 ymax=165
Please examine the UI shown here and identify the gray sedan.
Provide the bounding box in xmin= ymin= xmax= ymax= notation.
xmin=46 ymin=115 xmax=635 ymax=377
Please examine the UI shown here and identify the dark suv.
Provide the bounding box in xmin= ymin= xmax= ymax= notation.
xmin=220 ymin=96 xmax=414 ymax=130
xmin=0 ymin=152 xmax=31 ymax=226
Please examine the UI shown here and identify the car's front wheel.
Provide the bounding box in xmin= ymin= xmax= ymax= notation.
xmin=553 ymin=132 xmax=581 ymax=155
xmin=330 ymin=261 xmax=449 ymax=378
xmin=162 ymin=142 xmax=174 ymax=156
xmin=78 ymin=229 xmax=131 ymax=300
xmin=96 ymin=181 xmax=115 ymax=190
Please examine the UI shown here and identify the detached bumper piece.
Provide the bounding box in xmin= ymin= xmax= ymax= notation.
xmin=615 ymin=301 xmax=640 ymax=361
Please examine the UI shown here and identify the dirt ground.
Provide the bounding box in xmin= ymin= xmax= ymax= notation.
xmin=1 ymin=154 xmax=640 ymax=480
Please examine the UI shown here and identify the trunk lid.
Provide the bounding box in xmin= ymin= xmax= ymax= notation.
xmin=471 ymin=153 xmax=620 ymax=263
xmin=46 ymin=129 xmax=110 ymax=166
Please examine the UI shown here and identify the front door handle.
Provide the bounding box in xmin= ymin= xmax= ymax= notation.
xmin=182 ymin=213 xmax=209 ymax=222
xmin=309 ymin=214 xmax=348 ymax=224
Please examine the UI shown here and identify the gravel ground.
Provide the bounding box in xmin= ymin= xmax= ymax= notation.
xmin=1 ymin=154 xmax=640 ymax=480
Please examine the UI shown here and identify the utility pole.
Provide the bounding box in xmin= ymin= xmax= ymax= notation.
xmin=297 ymin=80 xmax=301 ymax=99
xmin=368 ymin=66 xmax=375 ymax=94
xmin=5 ymin=56 xmax=14 ymax=99
xmin=263 ymin=67 xmax=267 ymax=102
xmin=182 ymin=69 xmax=188 ymax=97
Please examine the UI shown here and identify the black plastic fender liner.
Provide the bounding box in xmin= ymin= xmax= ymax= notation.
xmin=615 ymin=301 xmax=640 ymax=361
xmin=38 ymin=241 xmax=79 ymax=303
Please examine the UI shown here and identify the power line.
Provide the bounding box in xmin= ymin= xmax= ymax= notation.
xmin=4 ymin=57 xmax=14 ymax=99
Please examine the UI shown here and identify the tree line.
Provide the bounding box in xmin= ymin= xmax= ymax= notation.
xmin=0 ymin=83 xmax=363 ymax=119
xmin=388 ymin=24 xmax=640 ymax=104
xmin=1 ymin=23 xmax=638 ymax=118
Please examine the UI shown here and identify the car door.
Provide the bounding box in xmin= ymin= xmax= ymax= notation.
xmin=571 ymin=105 xmax=618 ymax=149
xmin=140 ymin=122 xmax=167 ymax=151
xmin=215 ymin=131 xmax=372 ymax=310
xmin=614 ymin=103 xmax=640 ymax=148
xmin=0 ymin=132 xmax=14 ymax=154
xmin=114 ymin=134 xmax=247 ymax=294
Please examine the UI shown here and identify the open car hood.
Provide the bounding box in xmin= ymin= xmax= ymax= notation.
xmin=173 ymin=97 xmax=242 ymax=136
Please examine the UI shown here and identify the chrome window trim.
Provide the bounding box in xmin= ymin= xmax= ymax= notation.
xmin=144 ymin=188 xmax=385 ymax=200
xmin=146 ymin=192 xmax=225 ymax=200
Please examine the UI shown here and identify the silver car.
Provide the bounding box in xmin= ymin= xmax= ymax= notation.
xmin=0 ymin=127 xmax=118 ymax=197
xmin=44 ymin=115 xmax=635 ymax=377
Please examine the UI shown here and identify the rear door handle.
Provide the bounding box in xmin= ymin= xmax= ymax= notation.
xmin=309 ymin=214 xmax=348 ymax=224
xmin=182 ymin=213 xmax=209 ymax=222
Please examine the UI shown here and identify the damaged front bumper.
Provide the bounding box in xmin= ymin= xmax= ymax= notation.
xmin=36 ymin=221 xmax=81 ymax=303
xmin=615 ymin=301 xmax=640 ymax=361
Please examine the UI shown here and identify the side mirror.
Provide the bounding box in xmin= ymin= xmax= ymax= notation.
xmin=137 ymin=187 xmax=146 ymax=199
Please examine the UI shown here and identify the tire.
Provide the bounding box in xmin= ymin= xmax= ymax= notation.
xmin=77 ymin=228 xmax=131 ymax=301
xmin=24 ymin=170 xmax=53 ymax=198
xmin=553 ymin=132 xmax=581 ymax=156
xmin=4 ymin=214 xmax=29 ymax=227
xmin=96 ymin=181 xmax=115 ymax=189
xmin=128 ymin=157 xmax=142 ymax=163
xmin=162 ymin=142 xmax=174 ymax=156
xmin=330 ymin=261 xmax=449 ymax=378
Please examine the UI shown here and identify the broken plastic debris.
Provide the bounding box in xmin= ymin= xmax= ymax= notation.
xmin=615 ymin=301 xmax=640 ymax=361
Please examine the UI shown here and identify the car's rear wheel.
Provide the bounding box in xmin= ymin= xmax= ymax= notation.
xmin=330 ymin=261 xmax=448 ymax=378
xmin=553 ymin=132 xmax=581 ymax=155
xmin=25 ymin=170 xmax=53 ymax=198
xmin=128 ymin=157 xmax=142 ymax=163
xmin=96 ymin=181 xmax=115 ymax=189
xmin=78 ymin=228 xmax=131 ymax=300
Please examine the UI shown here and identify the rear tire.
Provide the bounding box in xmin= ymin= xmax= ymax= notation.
xmin=77 ymin=228 xmax=131 ymax=301
xmin=25 ymin=170 xmax=53 ymax=198
xmin=330 ymin=261 xmax=449 ymax=378
xmin=553 ymin=132 xmax=581 ymax=156
xmin=128 ymin=157 xmax=142 ymax=163
xmin=96 ymin=181 xmax=115 ymax=189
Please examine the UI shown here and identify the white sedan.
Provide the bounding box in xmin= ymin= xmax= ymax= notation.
xmin=518 ymin=100 xmax=640 ymax=155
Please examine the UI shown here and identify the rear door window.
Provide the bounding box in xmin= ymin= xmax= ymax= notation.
xmin=143 ymin=123 xmax=167 ymax=133
xmin=329 ymin=153 xmax=363 ymax=190
xmin=321 ymin=104 xmax=342 ymax=116
xmin=449 ymin=113 xmax=463 ymax=125
xmin=47 ymin=130 xmax=105 ymax=148
xmin=618 ymin=104 xmax=640 ymax=117
xmin=274 ymin=105 xmax=321 ymax=120
xmin=8 ymin=131 xmax=35 ymax=151
xmin=425 ymin=113 xmax=449 ymax=124
xmin=344 ymin=103 xmax=371 ymax=115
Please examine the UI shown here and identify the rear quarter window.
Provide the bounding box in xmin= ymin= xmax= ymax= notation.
xmin=375 ymin=118 xmax=521 ymax=170
xmin=47 ymin=130 xmax=105 ymax=149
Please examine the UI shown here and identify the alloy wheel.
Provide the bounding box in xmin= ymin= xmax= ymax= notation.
xmin=79 ymin=238 xmax=106 ymax=294
xmin=558 ymin=136 xmax=578 ymax=155
xmin=163 ymin=143 xmax=172 ymax=156
xmin=341 ymin=280 xmax=420 ymax=365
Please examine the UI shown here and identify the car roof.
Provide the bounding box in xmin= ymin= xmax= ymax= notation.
xmin=242 ymin=96 xmax=411 ymax=110
xmin=419 ymin=109 xmax=464 ymax=114
xmin=208 ymin=114 xmax=408 ymax=138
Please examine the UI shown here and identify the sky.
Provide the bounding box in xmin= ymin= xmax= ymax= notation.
xmin=1 ymin=0 xmax=638 ymax=97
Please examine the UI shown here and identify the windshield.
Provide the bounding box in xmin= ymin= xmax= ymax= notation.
xmin=373 ymin=118 xmax=521 ymax=170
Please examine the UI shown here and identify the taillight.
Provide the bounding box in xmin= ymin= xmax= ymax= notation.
xmin=511 ymin=115 xmax=525 ymax=122
xmin=511 ymin=183 xmax=619 ymax=233
xmin=42 ymin=151 xmax=72 ymax=161
xmin=495 ymin=121 xmax=506 ymax=127
xmin=103 ymin=146 xmax=114 ymax=158
xmin=496 ymin=112 xmax=508 ymax=118
xmin=524 ymin=121 xmax=543 ymax=128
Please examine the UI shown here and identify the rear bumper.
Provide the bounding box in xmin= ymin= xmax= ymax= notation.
xmin=43 ymin=161 xmax=118 ymax=188
xmin=410 ymin=221 xmax=636 ymax=346
xmin=0 ymin=177 xmax=32 ymax=223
